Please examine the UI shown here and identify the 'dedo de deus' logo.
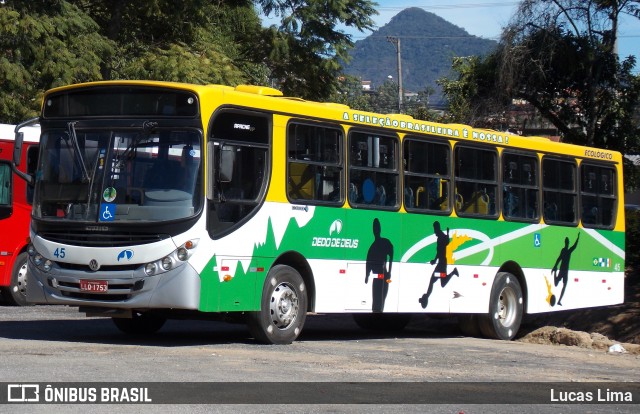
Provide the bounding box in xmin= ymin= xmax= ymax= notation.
xmin=311 ymin=219 xmax=359 ymax=249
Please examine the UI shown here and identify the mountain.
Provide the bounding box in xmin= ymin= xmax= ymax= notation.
xmin=343 ymin=7 xmax=498 ymax=105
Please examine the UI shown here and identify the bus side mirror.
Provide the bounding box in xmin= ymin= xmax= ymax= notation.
xmin=13 ymin=132 xmax=24 ymax=167
xmin=219 ymin=146 xmax=234 ymax=183
xmin=206 ymin=141 xmax=215 ymax=201
xmin=12 ymin=118 xmax=39 ymax=185
xmin=12 ymin=131 xmax=33 ymax=185
xmin=206 ymin=142 xmax=235 ymax=202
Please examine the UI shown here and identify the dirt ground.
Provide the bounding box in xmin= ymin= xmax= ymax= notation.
xmin=518 ymin=271 xmax=640 ymax=355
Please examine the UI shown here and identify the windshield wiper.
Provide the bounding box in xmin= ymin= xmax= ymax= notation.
xmin=67 ymin=121 xmax=90 ymax=182
xmin=114 ymin=121 xmax=158 ymax=169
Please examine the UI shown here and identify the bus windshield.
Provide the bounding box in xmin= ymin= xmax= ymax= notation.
xmin=33 ymin=126 xmax=202 ymax=222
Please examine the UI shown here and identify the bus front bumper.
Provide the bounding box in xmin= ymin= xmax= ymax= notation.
xmin=26 ymin=259 xmax=201 ymax=310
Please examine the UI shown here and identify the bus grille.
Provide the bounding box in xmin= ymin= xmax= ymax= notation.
xmin=57 ymin=262 xmax=140 ymax=272
xmin=39 ymin=231 xmax=169 ymax=247
xmin=54 ymin=279 xmax=145 ymax=302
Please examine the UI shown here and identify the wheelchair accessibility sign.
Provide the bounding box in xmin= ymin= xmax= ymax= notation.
xmin=100 ymin=203 xmax=116 ymax=222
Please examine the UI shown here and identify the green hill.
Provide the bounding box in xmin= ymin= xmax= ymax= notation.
xmin=343 ymin=7 xmax=497 ymax=105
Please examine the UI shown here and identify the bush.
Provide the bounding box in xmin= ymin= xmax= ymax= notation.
xmin=625 ymin=208 xmax=640 ymax=284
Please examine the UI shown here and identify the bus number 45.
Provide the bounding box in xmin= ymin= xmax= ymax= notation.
xmin=54 ymin=248 xmax=66 ymax=259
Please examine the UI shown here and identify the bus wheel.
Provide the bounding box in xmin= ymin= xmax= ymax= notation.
xmin=352 ymin=313 xmax=412 ymax=331
xmin=112 ymin=312 xmax=166 ymax=335
xmin=248 ymin=265 xmax=308 ymax=345
xmin=479 ymin=272 xmax=523 ymax=340
xmin=457 ymin=314 xmax=481 ymax=337
xmin=3 ymin=252 xmax=29 ymax=306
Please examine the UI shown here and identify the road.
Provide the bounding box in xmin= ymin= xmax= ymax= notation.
xmin=0 ymin=303 xmax=638 ymax=413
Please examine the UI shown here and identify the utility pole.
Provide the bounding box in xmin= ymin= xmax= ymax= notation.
xmin=386 ymin=36 xmax=403 ymax=113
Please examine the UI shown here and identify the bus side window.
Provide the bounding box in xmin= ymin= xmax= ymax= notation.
xmin=542 ymin=157 xmax=577 ymax=225
xmin=454 ymin=145 xmax=497 ymax=218
xmin=207 ymin=110 xmax=271 ymax=238
xmin=287 ymin=122 xmax=343 ymax=204
xmin=0 ymin=162 xmax=10 ymax=207
xmin=502 ymin=152 xmax=539 ymax=222
xmin=403 ymin=137 xmax=451 ymax=214
xmin=348 ymin=132 xmax=399 ymax=210
xmin=580 ymin=163 xmax=616 ymax=228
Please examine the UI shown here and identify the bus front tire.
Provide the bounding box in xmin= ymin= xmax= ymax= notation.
xmin=247 ymin=265 xmax=308 ymax=345
xmin=112 ymin=312 xmax=166 ymax=335
xmin=2 ymin=252 xmax=29 ymax=306
xmin=478 ymin=272 xmax=523 ymax=340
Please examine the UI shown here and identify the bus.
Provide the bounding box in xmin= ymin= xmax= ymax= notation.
xmin=13 ymin=81 xmax=625 ymax=343
xmin=1 ymin=123 xmax=39 ymax=305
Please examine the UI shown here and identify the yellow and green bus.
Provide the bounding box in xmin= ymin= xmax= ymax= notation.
xmin=13 ymin=81 xmax=625 ymax=344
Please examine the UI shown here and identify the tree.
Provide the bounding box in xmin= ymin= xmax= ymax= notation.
xmin=496 ymin=0 xmax=640 ymax=150
xmin=1 ymin=0 xmax=378 ymax=122
xmin=329 ymin=75 xmax=374 ymax=112
xmin=438 ymin=0 xmax=640 ymax=188
xmin=0 ymin=1 xmax=113 ymax=123
xmin=437 ymin=55 xmax=513 ymax=128
xmin=369 ymin=79 xmax=399 ymax=114
xmin=75 ymin=0 xmax=261 ymax=85
xmin=255 ymin=0 xmax=377 ymax=100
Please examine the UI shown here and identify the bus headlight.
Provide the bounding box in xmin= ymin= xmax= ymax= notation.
xmin=161 ymin=257 xmax=173 ymax=271
xmin=177 ymin=248 xmax=188 ymax=261
xmin=34 ymin=254 xmax=43 ymax=266
xmin=28 ymin=244 xmax=37 ymax=256
xmin=142 ymin=239 xmax=198 ymax=277
xmin=145 ymin=263 xmax=157 ymax=276
xmin=43 ymin=260 xmax=53 ymax=272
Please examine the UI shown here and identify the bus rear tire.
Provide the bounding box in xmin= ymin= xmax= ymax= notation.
xmin=2 ymin=252 xmax=29 ymax=306
xmin=112 ymin=312 xmax=166 ymax=335
xmin=247 ymin=265 xmax=307 ymax=345
xmin=478 ymin=272 xmax=523 ymax=340
xmin=352 ymin=313 xmax=412 ymax=331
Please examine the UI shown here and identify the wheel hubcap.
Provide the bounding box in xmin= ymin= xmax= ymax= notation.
xmin=269 ymin=283 xmax=299 ymax=330
xmin=14 ymin=261 xmax=28 ymax=297
xmin=497 ymin=286 xmax=518 ymax=328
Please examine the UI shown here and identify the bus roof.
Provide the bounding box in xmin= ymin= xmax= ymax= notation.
xmin=0 ymin=123 xmax=40 ymax=143
xmin=41 ymin=81 xmax=622 ymax=164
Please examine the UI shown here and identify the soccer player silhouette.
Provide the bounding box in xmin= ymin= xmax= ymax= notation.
xmin=365 ymin=218 xmax=394 ymax=312
xmin=419 ymin=221 xmax=459 ymax=309
xmin=551 ymin=233 xmax=580 ymax=306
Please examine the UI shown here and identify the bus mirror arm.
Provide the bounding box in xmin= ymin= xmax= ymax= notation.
xmin=12 ymin=117 xmax=39 ymax=185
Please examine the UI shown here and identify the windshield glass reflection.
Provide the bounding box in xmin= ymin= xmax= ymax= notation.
xmin=34 ymin=127 xmax=202 ymax=222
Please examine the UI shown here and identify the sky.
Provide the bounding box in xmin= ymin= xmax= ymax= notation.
xmin=366 ymin=1 xmax=638 ymax=62
xmin=354 ymin=1 xmax=640 ymax=70
xmin=262 ymin=1 xmax=639 ymax=72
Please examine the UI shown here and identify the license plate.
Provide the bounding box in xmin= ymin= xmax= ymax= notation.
xmin=79 ymin=279 xmax=108 ymax=293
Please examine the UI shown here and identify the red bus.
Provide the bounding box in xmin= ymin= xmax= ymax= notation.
xmin=0 ymin=123 xmax=39 ymax=305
